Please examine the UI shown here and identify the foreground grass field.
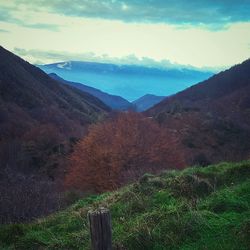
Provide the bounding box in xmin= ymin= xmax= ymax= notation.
xmin=1 ymin=161 xmax=250 ymax=250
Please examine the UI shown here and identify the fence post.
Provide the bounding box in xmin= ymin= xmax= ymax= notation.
xmin=88 ymin=207 xmax=112 ymax=250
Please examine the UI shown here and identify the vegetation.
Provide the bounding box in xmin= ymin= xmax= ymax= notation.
xmin=65 ymin=112 xmax=185 ymax=193
xmin=1 ymin=48 xmax=250 ymax=249
xmin=1 ymin=160 xmax=249 ymax=250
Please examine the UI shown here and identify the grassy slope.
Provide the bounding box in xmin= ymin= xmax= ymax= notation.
xmin=1 ymin=161 xmax=250 ymax=250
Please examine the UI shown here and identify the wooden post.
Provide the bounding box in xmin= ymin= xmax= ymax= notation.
xmin=88 ymin=207 xmax=112 ymax=250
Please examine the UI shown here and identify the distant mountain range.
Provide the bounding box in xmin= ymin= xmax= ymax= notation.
xmin=49 ymin=73 xmax=166 ymax=111
xmin=49 ymin=73 xmax=132 ymax=111
xmin=147 ymin=59 xmax=250 ymax=166
xmin=38 ymin=61 xmax=213 ymax=101
xmin=132 ymin=94 xmax=166 ymax=112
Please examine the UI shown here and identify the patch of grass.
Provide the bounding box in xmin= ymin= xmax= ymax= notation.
xmin=199 ymin=181 xmax=250 ymax=213
xmin=0 ymin=161 xmax=250 ymax=249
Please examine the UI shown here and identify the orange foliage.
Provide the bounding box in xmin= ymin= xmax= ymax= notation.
xmin=65 ymin=112 xmax=186 ymax=192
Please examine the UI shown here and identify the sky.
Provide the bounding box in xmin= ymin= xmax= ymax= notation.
xmin=0 ymin=0 xmax=250 ymax=69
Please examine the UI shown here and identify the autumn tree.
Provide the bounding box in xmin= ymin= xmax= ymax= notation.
xmin=65 ymin=112 xmax=186 ymax=193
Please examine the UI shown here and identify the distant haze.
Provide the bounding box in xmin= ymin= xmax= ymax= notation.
xmin=39 ymin=61 xmax=213 ymax=101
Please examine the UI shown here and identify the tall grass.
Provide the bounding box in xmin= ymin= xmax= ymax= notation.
xmin=0 ymin=161 xmax=249 ymax=249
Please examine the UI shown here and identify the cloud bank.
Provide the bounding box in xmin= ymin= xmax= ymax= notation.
xmin=13 ymin=47 xmax=221 ymax=72
xmin=2 ymin=0 xmax=250 ymax=29
xmin=0 ymin=5 xmax=60 ymax=31
xmin=0 ymin=1 xmax=249 ymax=68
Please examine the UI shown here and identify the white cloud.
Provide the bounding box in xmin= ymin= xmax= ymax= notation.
xmin=0 ymin=8 xmax=249 ymax=68
xmin=2 ymin=0 xmax=250 ymax=27
xmin=14 ymin=47 xmax=214 ymax=70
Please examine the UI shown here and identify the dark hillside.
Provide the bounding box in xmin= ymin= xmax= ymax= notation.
xmin=132 ymin=94 xmax=166 ymax=111
xmin=0 ymin=46 xmax=109 ymax=137
xmin=0 ymin=45 xmax=109 ymax=168
xmin=147 ymin=59 xmax=250 ymax=166
xmin=0 ymin=46 xmax=110 ymax=223
xmin=149 ymin=59 xmax=250 ymax=112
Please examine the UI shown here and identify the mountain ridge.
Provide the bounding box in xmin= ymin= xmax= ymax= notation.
xmin=0 ymin=45 xmax=110 ymax=172
xmin=147 ymin=58 xmax=250 ymax=166
xmin=133 ymin=94 xmax=166 ymax=111
xmin=49 ymin=73 xmax=132 ymax=110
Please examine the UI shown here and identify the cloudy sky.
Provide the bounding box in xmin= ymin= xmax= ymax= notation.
xmin=0 ymin=0 xmax=250 ymax=69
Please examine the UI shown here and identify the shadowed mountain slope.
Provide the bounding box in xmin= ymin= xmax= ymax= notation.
xmin=0 ymin=46 xmax=110 ymax=172
xmin=1 ymin=160 xmax=249 ymax=249
xmin=147 ymin=59 xmax=250 ymax=165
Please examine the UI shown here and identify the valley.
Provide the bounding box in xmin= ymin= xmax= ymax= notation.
xmin=0 ymin=1 xmax=250 ymax=248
